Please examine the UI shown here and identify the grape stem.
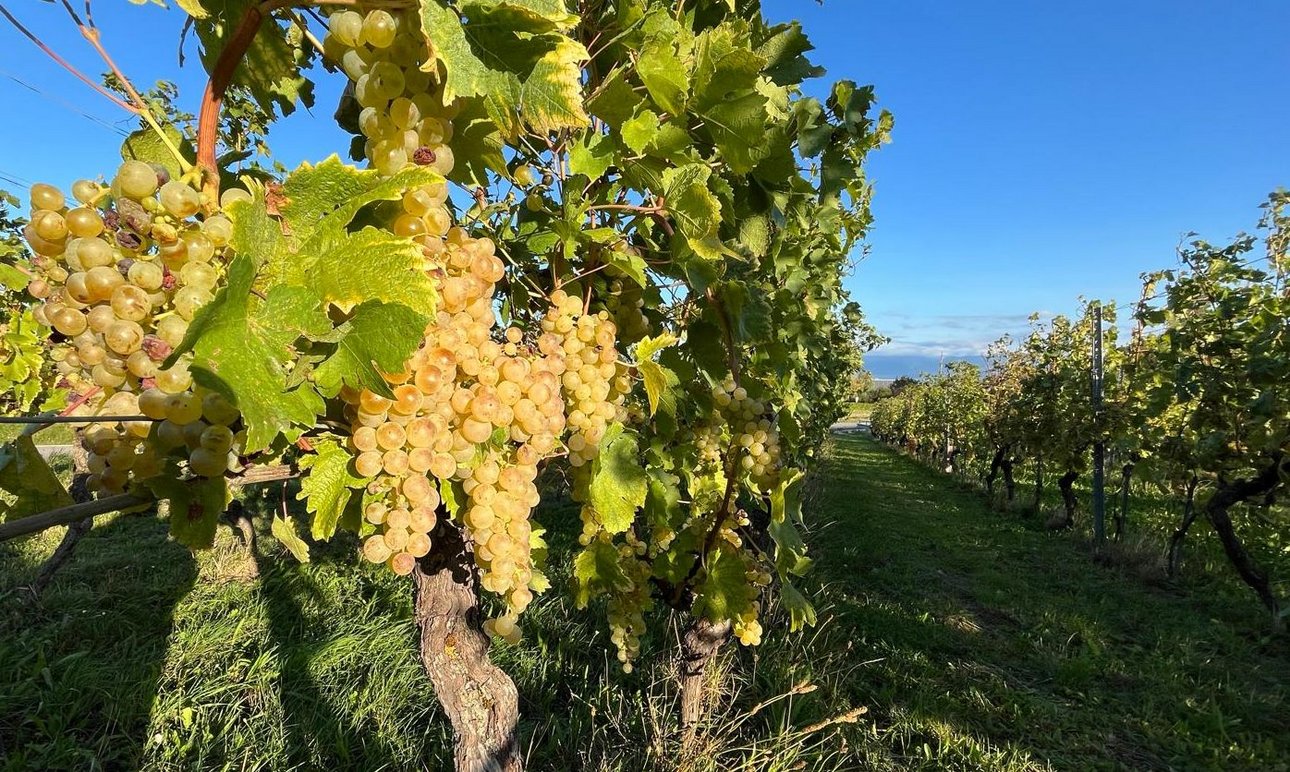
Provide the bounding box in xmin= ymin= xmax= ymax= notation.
xmin=4 ymin=0 xmax=194 ymax=173
xmin=673 ymin=289 xmax=743 ymax=604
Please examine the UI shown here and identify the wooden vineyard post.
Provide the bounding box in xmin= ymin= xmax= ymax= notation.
xmin=1091 ymin=303 xmax=1106 ymax=543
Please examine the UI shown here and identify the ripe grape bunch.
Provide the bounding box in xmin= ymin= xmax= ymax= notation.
xmin=22 ymin=167 xmax=246 ymax=495
xmin=325 ymin=5 xmax=632 ymax=640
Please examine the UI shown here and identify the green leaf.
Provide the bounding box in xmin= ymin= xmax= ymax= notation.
xmin=693 ymin=544 xmax=753 ymax=622
xmin=568 ymin=132 xmax=615 ymax=180
xmin=272 ymin=514 xmax=312 ymax=563
xmin=297 ymin=438 xmax=367 ymax=541
xmin=643 ymin=467 xmax=681 ymax=528
xmin=621 ymin=110 xmax=660 ymax=154
xmin=769 ymin=470 xmax=805 ymax=524
xmin=314 ymin=301 xmax=430 ymax=398
xmin=587 ymin=425 xmax=647 ymax=532
xmin=780 ymin=580 xmax=817 ymax=632
xmin=172 ymin=254 xmax=331 ymax=452
xmin=299 ymin=227 xmax=438 ymax=315
xmin=0 ymin=437 xmax=73 ymax=521
xmin=447 ymin=99 xmax=508 ymax=186
xmin=147 ymin=474 xmax=230 ymax=549
xmin=701 ymin=92 xmax=770 ymax=175
xmin=602 ymin=247 xmax=647 ymax=287
xmin=120 ymin=126 xmax=195 ymax=181
xmin=757 ymin=22 xmax=825 ymax=86
xmin=691 ymin=22 xmax=764 ymax=111
xmin=417 ymin=0 xmax=589 ymax=134
xmin=663 ymin=164 xmax=724 ymax=258
xmin=586 ymin=68 xmax=643 ymax=128
xmin=281 ymin=157 xmax=442 ymax=249
xmin=572 ymin=537 xmax=627 ymax=607
xmin=637 ymin=36 xmax=689 ymax=116
xmin=635 ymin=333 xmax=679 ymax=416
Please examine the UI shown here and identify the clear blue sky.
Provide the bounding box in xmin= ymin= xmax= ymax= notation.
xmin=2 ymin=1 xmax=1287 ymax=377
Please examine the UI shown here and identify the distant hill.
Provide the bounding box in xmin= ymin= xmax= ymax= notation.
xmin=863 ymin=353 xmax=987 ymax=380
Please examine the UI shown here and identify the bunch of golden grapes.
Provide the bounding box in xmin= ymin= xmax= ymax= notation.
xmin=710 ymin=378 xmax=782 ymax=491
xmin=22 ymin=167 xmax=247 ymax=495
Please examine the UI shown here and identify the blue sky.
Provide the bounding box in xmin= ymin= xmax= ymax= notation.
xmin=2 ymin=1 xmax=1287 ymax=378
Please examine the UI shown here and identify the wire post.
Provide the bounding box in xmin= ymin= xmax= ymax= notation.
xmin=1091 ymin=303 xmax=1106 ymax=543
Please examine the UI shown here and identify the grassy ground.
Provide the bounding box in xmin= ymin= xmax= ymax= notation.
xmin=0 ymin=423 xmax=75 ymax=445
xmin=2 ymin=435 xmax=1287 ymax=770
xmin=845 ymin=402 xmax=875 ymax=421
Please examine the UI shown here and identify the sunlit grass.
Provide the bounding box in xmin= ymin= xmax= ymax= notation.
xmin=1 ymin=435 xmax=1286 ymax=770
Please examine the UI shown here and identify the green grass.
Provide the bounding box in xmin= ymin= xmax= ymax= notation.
xmin=2 ymin=435 xmax=1287 ymax=770
xmin=845 ymin=402 xmax=875 ymax=421
xmin=0 ymin=422 xmax=75 ymax=445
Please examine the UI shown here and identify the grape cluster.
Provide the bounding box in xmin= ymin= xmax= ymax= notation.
xmin=542 ymin=288 xmax=632 ymax=468
xmin=344 ymin=227 xmax=628 ymax=639
xmin=325 ymin=7 xmax=456 ymax=178
xmin=323 ymin=6 xmax=636 ymax=641
xmin=710 ymin=378 xmax=783 ymax=490
xmin=22 ymin=168 xmax=246 ymax=495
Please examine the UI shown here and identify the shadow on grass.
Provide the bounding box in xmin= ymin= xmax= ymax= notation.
xmin=811 ymin=435 xmax=1290 ymax=770
xmin=0 ymin=510 xmax=197 ymax=770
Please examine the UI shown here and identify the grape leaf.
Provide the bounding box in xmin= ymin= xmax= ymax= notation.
xmin=299 ymin=227 xmax=438 ymax=315
xmin=634 ymin=333 xmax=679 ymax=416
xmin=586 ymin=68 xmax=642 ymax=128
xmin=520 ymin=37 xmax=592 ymax=134
xmin=621 ymin=110 xmax=660 ymax=154
xmin=297 ymin=438 xmax=367 ymax=541
xmin=769 ymin=470 xmax=805 ymax=524
xmin=171 ymin=254 xmax=331 ymax=452
xmin=147 ymin=474 xmax=230 ymax=549
xmin=700 ymin=92 xmax=771 ymax=176
xmin=281 ymin=157 xmax=442 ymax=247
xmin=0 ymin=437 xmax=73 ymax=521
xmin=568 ymin=132 xmax=615 ymax=180
xmin=690 ymin=23 xmax=764 ymax=111
xmin=587 ymin=424 xmax=647 ymax=533
xmin=272 ymin=514 xmax=312 ymax=563
xmin=768 ymin=517 xmax=812 ymax=577
xmin=780 ymin=580 xmax=817 ymax=632
xmin=663 ymin=164 xmax=725 ymax=259
xmin=693 ymin=544 xmax=755 ymax=622
xmin=643 ymin=467 xmax=681 ymax=528
xmin=571 ymin=537 xmax=627 ymax=607
xmin=757 ymin=22 xmax=825 ymax=87
xmin=602 ymin=247 xmax=648 ymax=287
xmin=416 ymin=0 xmax=589 ymax=134
xmin=313 ymin=301 xmax=430 ymax=398
xmin=637 ymin=36 xmax=689 ymax=116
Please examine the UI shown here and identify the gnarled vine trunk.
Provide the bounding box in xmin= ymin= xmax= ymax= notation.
xmin=1032 ymin=456 xmax=1044 ymax=514
xmin=1115 ymin=462 xmax=1134 ymax=540
xmin=1166 ymin=475 xmax=1200 ymax=578
xmin=1056 ymin=470 xmax=1079 ymax=529
xmin=679 ymin=616 xmax=732 ymax=733
xmin=412 ymin=523 xmax=522 ymax=772
xmin=985 ymin=445 xmax=1006 ymax=497
xmin=1204 ymin=460 xmax=1285 ymax=628
xmin=1002 ymin=456 xmax=1016 ymax=503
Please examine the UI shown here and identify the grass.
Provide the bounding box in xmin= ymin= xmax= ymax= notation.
xmin=845 ymin=402 xmax=875 ymax=421
xmin=0 ymin=422 xmax=75 ymax=445
xmin=2 ymin=435 xmax=1287 ymax=770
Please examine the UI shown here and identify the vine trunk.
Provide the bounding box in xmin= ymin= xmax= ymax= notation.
xmin=679 ymin=615 xmax=732 ymax=733
xmin=412 ymin=523 xmax=522 ymax=772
